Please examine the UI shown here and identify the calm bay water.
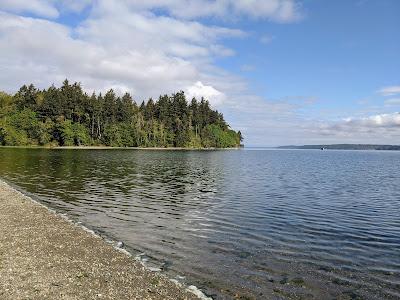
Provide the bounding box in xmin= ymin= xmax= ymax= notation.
xmin=0 ymin=148 xmax=399 ymax=299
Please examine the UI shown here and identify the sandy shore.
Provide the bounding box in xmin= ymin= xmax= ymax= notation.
xmin=0 ymin=181 xmax=204 ymax=300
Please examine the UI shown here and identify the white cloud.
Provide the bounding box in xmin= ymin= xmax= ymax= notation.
xmin=316 ymin=113 xmax=400 ymax=139
xmin=0 ymin=0 xmax=302 ymax=22
xmin=0 ymin=0 xmax=58 ymax=18
xmin=0 ymin=9 xmax=242 ymax=99
xmin=0 ymin=0 xmax=302 ymax=105
xmin=349 ymin=113 xmax=400 ymax=127
xmin=231 ymin=0 xmax=301 ymax=22
xmin=186 ymin=81 xmax=226 ymax=107
xmin=378 ymin=85 xmax=400 ymax=96
xmin=111 ymin=0 xmax=302 ymax=22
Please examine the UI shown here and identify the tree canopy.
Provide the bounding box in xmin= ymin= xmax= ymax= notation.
xmin=0 ymin=80 xmax=243 ymax=148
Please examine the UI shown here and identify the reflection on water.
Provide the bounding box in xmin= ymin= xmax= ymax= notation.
xmin=0 ymin=148 xmax=399 ymax=299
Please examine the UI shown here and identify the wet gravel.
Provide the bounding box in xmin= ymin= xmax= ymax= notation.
xmin=0 ymin=181 xmax=201 ymax=300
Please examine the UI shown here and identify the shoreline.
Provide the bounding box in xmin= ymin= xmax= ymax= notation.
xmin=0 ymin=180 xmax=209 ymax=300
xmin=0 ymin=145 xmax=242 ymax=151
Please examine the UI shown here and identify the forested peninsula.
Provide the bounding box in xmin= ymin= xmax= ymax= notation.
xmin=0 ymin=80 xmax=242 ymax=148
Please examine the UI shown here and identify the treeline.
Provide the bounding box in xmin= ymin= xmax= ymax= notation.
xmin=0 ymin=80 xmax=242 ymax=148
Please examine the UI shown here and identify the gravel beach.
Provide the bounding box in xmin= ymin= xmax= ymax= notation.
xmin=0 ymin=180 xmax=202 ymax=300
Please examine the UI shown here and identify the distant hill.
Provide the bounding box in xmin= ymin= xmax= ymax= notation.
xmin=277 ymin=144 xmax=400 ymax=151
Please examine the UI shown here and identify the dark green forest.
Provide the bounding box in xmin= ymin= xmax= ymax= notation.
xmin=0 ymin=80 xmax=242 ymax=148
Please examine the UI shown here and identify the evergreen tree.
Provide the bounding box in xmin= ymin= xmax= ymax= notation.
xmin=0 ymin=80 xmax=243 ymax=148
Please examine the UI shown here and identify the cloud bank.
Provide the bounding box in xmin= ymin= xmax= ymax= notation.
xmin=0 ymin=0 xmax=302 ymax=22
xmin=312 ymin=113 xmax=400 ymax=144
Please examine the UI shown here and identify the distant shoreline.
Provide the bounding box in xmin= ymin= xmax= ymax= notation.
xmin=277 ymin=144 xmax=400 ymax=151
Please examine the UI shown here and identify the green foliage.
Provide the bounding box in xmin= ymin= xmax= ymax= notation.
xmin=0 ymin=91 xmax=14 ymax=117
xmin=0 ymin=124 xmax=29 ymax=146
xmin=55 ymin=120 xmax=90 ymax=146
xmin=201 ymin=124 xmax=240 ymax=148
xmin=57 ymin=120 xmax=75 ymax=146
xmin=37 ymin=119 xmax=55 ymax=145
xmin=0 ymin=109 xmax=43 ymax=145
xmin=187 ymin=132 xmax=202 ymax=148
xmin=0 ymin=81 xmax=243 ymax=148
xmin=103 ymin=124 xmax=123 ymax=147
xmin=73 ymin=123 xmax=90 ymax=146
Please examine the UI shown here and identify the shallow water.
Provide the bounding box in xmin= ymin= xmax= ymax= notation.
xmin=0 ymin=148 xmax=399 ymax=299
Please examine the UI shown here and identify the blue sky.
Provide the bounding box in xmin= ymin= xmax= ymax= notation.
xmin=217 ymin=0 xmax=400 ymax=114
xmin=0 ymin=0 xmax=399 ymax=146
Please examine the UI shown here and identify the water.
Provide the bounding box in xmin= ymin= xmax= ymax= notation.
xmin=0 ymin=148 xmax=399 ymax=299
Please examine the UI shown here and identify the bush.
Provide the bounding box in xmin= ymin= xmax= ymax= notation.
xmin=103 ymin=124 xmax=123 ymax=147
xmin=201 ymin=124 xmax=240 ymax=148
xmin=0 ymin=125 xmax=29 ymax=146
xmin=73 ymin=123 xmax=90 ymax=146
xmin=37 ymin=119 xmax=55 ymax=145
xmin=56 ymin=120 xmax=90 ymax=146
xmin=57 ymin=120 xmax=74 ymax=146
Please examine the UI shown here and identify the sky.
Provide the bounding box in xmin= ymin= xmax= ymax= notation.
xmin=0 ymin=0 xmax=399 ymax=146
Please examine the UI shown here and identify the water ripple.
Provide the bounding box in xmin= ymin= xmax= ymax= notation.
xmin=0 ymin=148 xmax=399 ymax=299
